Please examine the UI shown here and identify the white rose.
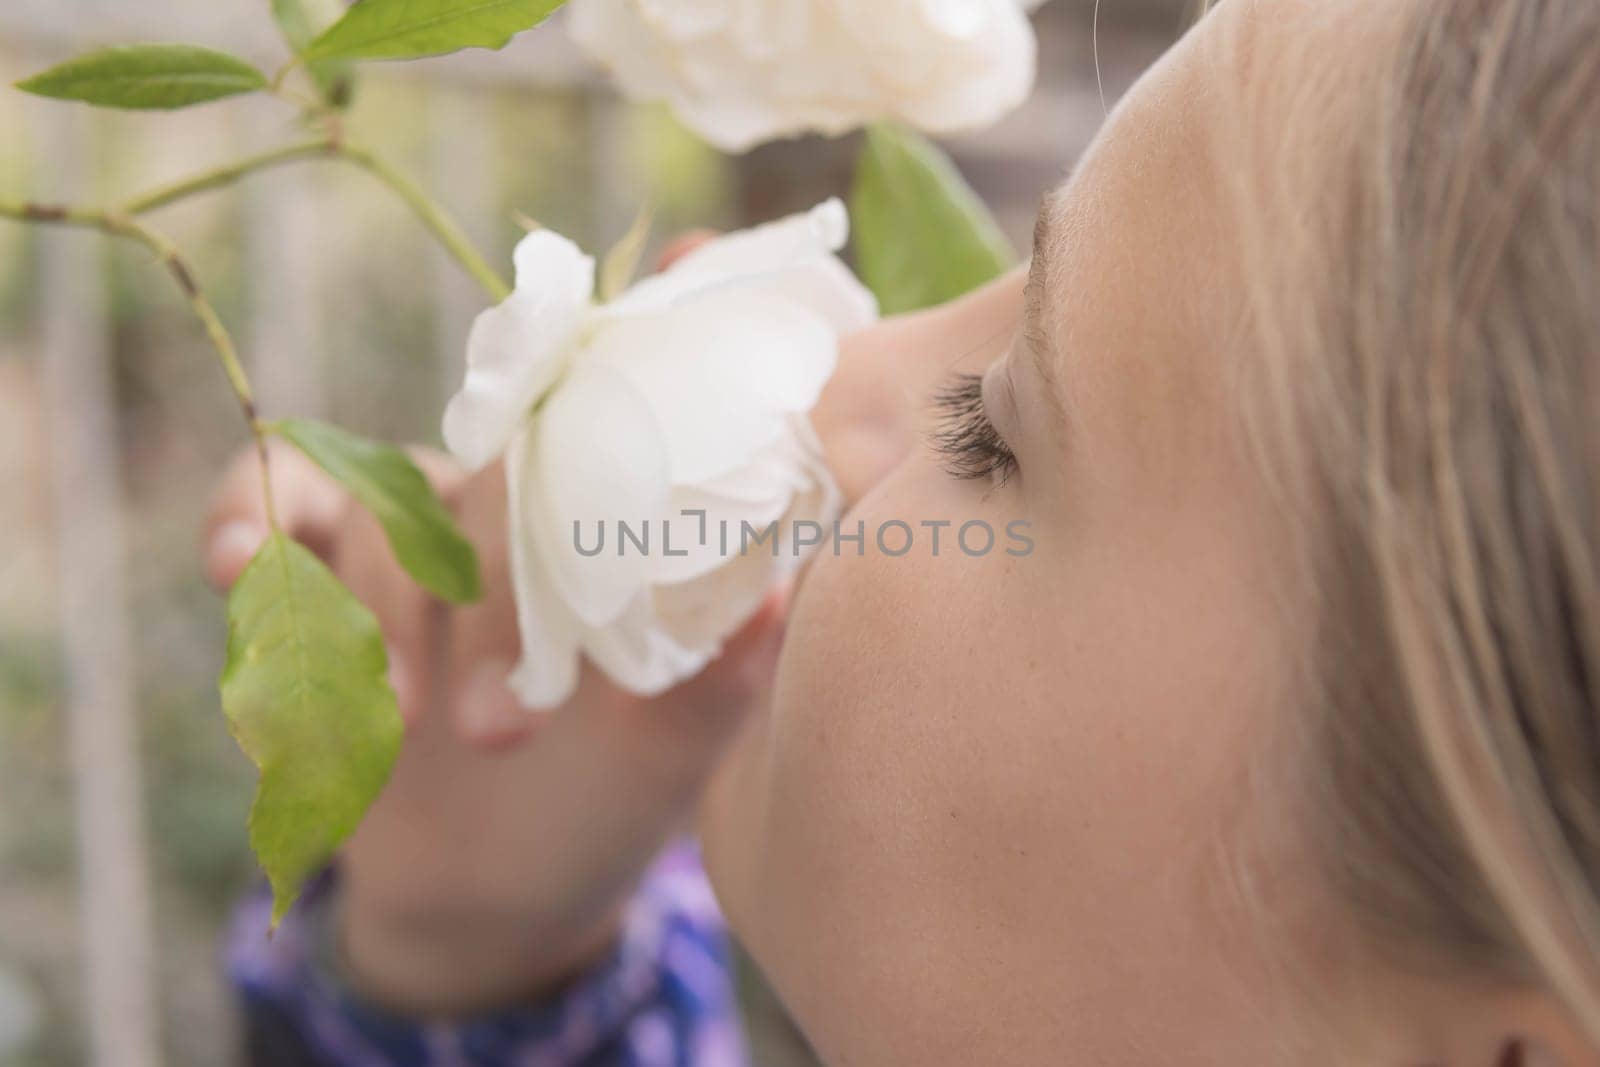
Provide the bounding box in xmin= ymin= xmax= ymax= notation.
xmin=443 ymin=200 xmax=878 ymax=709
xmin=567 ymin=0 xmax=1046 ymax=152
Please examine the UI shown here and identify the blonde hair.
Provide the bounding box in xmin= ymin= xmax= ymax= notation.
xmin=1220 ymin=0 xmax=1600 ymax=1042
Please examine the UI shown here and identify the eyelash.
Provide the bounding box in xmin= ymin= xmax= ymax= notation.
xmin=929 ymin=373 xmax=1019 ymax=485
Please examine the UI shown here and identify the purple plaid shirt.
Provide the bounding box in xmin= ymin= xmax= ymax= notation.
xmin=224 ymin=844 xmax=748 ymax=1066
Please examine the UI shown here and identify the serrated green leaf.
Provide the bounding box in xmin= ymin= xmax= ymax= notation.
xmin=850 ymin=124 xmax=1016 ymax=316
xmin=221 ymin=533 xmax=402 ymax=925
xmin=274 ymin=419 xmax=481 ymax=604
xmin=16 ymin=45 xmax=267 ymax=110
xmin=599 ymin=203 xmax=653 ymax=303
xmin=303 ymin=0 xmax=569 ymax=62
xmin=270 ymin=0 xmax=358 ymax=107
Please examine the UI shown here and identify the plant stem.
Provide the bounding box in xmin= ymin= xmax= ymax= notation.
xmin=0 ymin=134 xmax=511 ymax=533
xmin=114 ymin=137 xmax=512 ymax=303
xmin=270 ymin=58 xmax=303 ymax=96
xmin=122 ymin=139 xmax=336 ymax=216
xmin=0 ymin=201 xmax=280 ymax=529
xmin=334 ymin=143 xmax=513 ymax=303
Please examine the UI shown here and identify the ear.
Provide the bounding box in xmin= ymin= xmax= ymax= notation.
xmin=1399 ymin=983 xmax=1596 ymax=1067
xmin=1469 ymin=997 xmax=1599 ymax=1067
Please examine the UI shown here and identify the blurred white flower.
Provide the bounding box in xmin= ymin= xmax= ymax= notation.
xmin=567 ymin=0 xmax=1047 ymax=152
xmin=444 ymin=200 xmax=877 ymax=708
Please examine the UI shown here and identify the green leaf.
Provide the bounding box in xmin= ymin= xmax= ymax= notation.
xmin=303 ymin=0 xmax=569 ymax=62
xmin=850 ymin=123 xmax=1016 ymax=316
xmin=274 ymin=419 xmax=482 ymax=604
xmin=270 ymin=0 xmax=358 ymax=107
xmin=599 ymin=203 xmax=653 ymax=303
xmin=221 ymin=533 xmax=402 ymax=924
xmin=272 ymin=0 xmax=349 ymax=48
xmin=16 ymin=45 xmax=268 ymax=110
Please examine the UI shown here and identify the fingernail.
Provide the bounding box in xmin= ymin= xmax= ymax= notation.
xmin=208 ymin=520 xmax=266 ymax=586
xmin=656 ymin=229 xmax=717 ymax=271
xmin=455 ymin=661 xmax=536 ymax=748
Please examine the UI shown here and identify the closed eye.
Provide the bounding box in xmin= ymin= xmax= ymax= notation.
xmin=929 ymin=373 xmax=1018 ymax=486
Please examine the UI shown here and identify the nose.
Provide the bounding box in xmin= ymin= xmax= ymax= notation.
xmin=810 ymin=267 xmax=1026 ymax=508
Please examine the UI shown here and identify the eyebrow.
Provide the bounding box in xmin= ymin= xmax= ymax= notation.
xmin=1033 ymin=185 xmax=1063 ymax=262
xmin=1022 ymin=189 xmax=1066 ymax=412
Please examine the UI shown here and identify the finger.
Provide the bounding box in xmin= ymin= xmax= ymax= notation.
xmin=405 ymin=445 xmax=468 ymax=507
xmin=662 ymin=586 xmax=788 ymax=737
xmin=341 ymin=449 xmax=469 ymax=731
xmin=655 ymin=229 xmax=719 ymax=272
xmin=453 ymin=656 xmax=534 ymax=752
xmin=201 ymin=440 xmax=345 ymax=590
xmin=445 ymin=461 xmax=543 ymax=750
xmin=333 ymin=495 xmax=443 ymax=731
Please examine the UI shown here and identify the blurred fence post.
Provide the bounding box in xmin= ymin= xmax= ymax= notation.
xmin=427 ymin=89 xmax=498 ymax=409
xmin=36 ymin=109 xmax=161 ymax=1067
xmin=248 ymin=111 xmax=328 ymax=419
xmin=585 ymin=93 xmax=630 ymax=257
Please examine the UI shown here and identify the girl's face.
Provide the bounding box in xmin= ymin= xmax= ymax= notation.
xmin=703 ymin=2 xmax=1400 ymax=1063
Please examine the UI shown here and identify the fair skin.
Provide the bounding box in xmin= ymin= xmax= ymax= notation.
xmin=206 ymin=1 xmax=1592 ymax=1062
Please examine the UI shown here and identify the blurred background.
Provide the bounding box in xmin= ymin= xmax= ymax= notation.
xmin=0 ymin=1 xmax=1191 ymax=1063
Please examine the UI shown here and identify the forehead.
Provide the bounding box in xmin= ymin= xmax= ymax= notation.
xmin=1026 ymin=7 xmax=1235 ymax=485
xmin=1034 ymin=0 xmax=1397 ymax=267
xmin=1026 ymin=0 xmax=1393 ymax=483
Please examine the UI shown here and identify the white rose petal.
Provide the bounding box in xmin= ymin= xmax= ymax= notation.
xmin=606 ymin=199 xmax=868 ymax=322
xmin=445 ymin=198 xmax=878 ymax=709
xmin=567 ymin=0 xmax=1048 ymax=152
xmin=506 ymin=429 xmax=584 ymax=708
xmin=586 ymin=294 xmax=836 ymax=485
xmin=532 ymin=361 xmax=673 ymax=629
xmin=444 ymin=231 xmax=595 ymax=471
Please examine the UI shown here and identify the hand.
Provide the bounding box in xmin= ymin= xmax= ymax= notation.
xmin=201 ymin=231 xmax=808 ymax=1016
xmin=201 ymin=239 xmax=1025 ymax=1017
xmin=206 ymin=441 xmax=784 ymax=1015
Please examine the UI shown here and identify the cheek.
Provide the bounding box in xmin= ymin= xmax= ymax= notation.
xmin=719 ymin=457 xmax=1073 ymax=1060
xmin=703 ymin=443 xmax=1302 ymax=1062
